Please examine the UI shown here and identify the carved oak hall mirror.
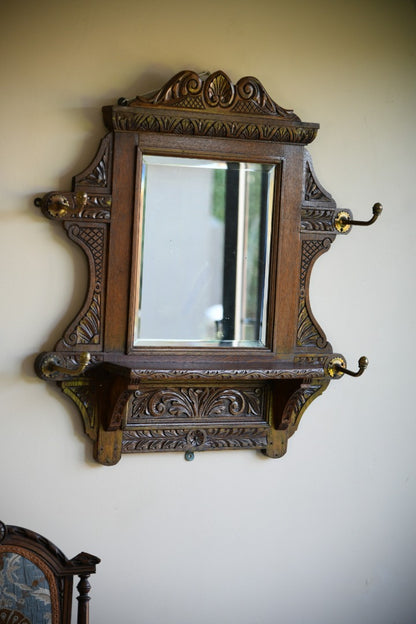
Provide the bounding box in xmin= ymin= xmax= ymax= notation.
xmin=35 ymin=70 xmax=380 ymax=465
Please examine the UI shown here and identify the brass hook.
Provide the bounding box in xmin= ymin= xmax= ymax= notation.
xmin=335 ymin=202 xmax=383 ymax=233
xmin=43 ymin=352 xmax=91 ymax=377
xmin=327 ymin=356 xmax=368 ymax=379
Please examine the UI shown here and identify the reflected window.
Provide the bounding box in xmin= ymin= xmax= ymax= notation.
xmin=134 ymin=156 xmax=275 ymax=347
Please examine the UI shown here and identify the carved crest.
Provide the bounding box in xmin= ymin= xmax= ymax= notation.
xmin=105 ymin=70 xmax=319 ymax=145
xmin=126 ymin=70 xmax=300 ymax=120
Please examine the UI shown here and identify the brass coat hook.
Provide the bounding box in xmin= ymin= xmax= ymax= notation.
xmin=327 ymin=356 xmax=368 ymax=379
xmin=41 ymin=352 xmax=91 ymax=378
xmin=335 ymin=202 xmax=382 ymax=233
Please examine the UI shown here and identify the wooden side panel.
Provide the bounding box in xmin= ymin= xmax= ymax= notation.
xmin=104 ymin=132 xmax=138 ymax=352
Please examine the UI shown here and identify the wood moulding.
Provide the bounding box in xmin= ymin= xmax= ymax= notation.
xmin=35 ymin=69 xmax=352 ymax=465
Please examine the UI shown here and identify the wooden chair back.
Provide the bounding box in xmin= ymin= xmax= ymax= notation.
xmin=0 ymin=521 xmax=100 ymax=624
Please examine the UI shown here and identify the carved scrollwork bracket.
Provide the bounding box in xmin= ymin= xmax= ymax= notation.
xmin=265 ymin=379 xmax=329 ymax=458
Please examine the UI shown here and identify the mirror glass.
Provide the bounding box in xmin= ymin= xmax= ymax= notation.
xmin=133 ymin=155 xmax=275 ymax=347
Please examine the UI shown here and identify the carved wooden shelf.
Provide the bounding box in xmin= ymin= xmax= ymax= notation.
xmin=35 ymin=70 xmax=375 ymax=465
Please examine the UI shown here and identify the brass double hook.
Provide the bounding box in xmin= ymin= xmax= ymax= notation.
xmin=330 ymin=202 xmax=381 ymax=377
xmin=335 ymin=202 xmax=382 ymax=233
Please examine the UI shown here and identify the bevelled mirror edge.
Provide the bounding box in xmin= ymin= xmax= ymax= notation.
xmin=128 ymin=150 xmax=281 ymax=352
xmin=125 ymin=133 xmax=289 ymax=356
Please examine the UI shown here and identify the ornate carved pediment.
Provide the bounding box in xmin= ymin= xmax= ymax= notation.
xmin=126 ymin=70 xmax=300 ymax=119
xmin=104 ymin=70 xmax=319 ymax=145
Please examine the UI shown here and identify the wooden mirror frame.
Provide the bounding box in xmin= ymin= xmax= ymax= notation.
xmin=35 ymin=69 xmax=354 ymax=465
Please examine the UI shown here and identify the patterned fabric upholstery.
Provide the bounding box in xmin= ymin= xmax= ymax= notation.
xmin=0 ymin=552 xmax=52 ymax=624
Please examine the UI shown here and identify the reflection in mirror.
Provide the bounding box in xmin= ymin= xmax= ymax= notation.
xmin=133 ymin=155 xmax=275 ymax=347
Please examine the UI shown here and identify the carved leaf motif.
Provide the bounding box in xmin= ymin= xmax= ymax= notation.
xmin=76 ymin=293 xmax=100 ymax=344
xmin=122 ymin=426 xmax=268 ymax=452
xmin=78 ymin=196 xmax=111 ymax=220
xmin=58 ymin=225 xmax=105 ymax=349
xmin=301 ymin=208 xmax=334 ymax=231
xmin=81 ymin=154 xmax=107 ymax=187
xmin=76 ymin=134 xmax=111 ymax=189
xmin=112 ymin=112 xmax=317 ymax=144
xmin=130 ymin=387 xmax=262 ymax=421
xmin=239 ymin=124 xmax=260 ymax=140
xmin=205 ymin=71 xmax=235 ymax=107
xmin=129 ymin=368 xmax=325 ymax=380
xmin=304 ymin=160 xmax=333 ymax=202
xmin=140 ymin=114 xmax=160 ymax=132
xmin=297 ymin=301 xmax=323 ymax=347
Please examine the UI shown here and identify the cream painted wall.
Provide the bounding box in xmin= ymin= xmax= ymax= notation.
xmin=1 ymin=1 xmax=415 ymax=623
